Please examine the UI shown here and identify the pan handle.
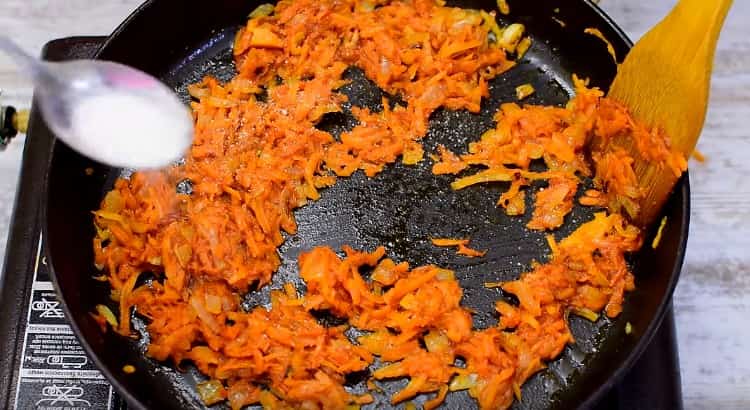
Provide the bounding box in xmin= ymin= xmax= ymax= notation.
xmin=0 ymin=105 xmax=29 ymax=149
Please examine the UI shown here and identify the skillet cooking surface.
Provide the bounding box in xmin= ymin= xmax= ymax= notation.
xmin=44 ymin=0 xmax=689 ymax=408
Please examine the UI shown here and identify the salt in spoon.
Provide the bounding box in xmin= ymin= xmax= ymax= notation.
xmin=0 ymin=35 xmax=193 ymax=169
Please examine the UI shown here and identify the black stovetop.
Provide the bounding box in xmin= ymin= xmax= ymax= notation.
xmin=0 ymin=37 xmax=683 ymax=410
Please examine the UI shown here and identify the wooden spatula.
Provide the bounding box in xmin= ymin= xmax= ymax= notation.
xmin=605 ymin=0 xmax=733 ymax=227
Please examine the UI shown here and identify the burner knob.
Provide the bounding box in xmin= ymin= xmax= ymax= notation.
xmin=0 ymin=106 xmax=29 ymax=150
xmin=13 ymin=108 xmax=29 ymax=134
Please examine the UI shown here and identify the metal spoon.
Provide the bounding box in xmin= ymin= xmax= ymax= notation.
xmin=0 ymin=36 xmax=193 ymax=169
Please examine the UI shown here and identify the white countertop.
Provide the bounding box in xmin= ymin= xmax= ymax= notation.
xmin=1 ymin=0 xmax=748 ymax=408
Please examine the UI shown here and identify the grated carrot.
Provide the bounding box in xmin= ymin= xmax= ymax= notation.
xmin=692 ymin=149 xmax=707 ymax=163
xmin=432 ymin=238 xmax=487 ymax=258
xmin=584 ymin=27 xmax=618 ymax=64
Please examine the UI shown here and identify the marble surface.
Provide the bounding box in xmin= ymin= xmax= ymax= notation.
xmin=0 ymin=1 xmax=748 ymax=409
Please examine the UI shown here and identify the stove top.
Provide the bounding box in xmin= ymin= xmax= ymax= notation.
xmin=0 ymin=37 xmax=683 ymax=410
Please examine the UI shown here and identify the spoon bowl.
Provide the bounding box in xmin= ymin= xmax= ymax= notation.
xmin=0 ymin=36 xmax=193 ymax=169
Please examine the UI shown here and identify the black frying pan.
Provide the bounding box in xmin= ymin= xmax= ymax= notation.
xmin=43 ymin=0 xmax=689 ymax=408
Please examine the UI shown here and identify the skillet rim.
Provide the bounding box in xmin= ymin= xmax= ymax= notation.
xmin=41 ymin=1 xmax=690 ymax=409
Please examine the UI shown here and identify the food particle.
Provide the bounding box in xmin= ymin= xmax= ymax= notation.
xmin=516 ymin=37 xmax=532 ymax=58
xmin=499 ymin=23 xmax=526 ymax=52
xmin=196 ymin=380 xmax=227 ymax=406
xmin=652 ymin=216 xmax=668 ymax=248
xmin=692 ymin=149 xmax=706 ymax=162
xmin=497 ymin=0 xmax=510 ymax=15
xmin=571 ymin=307 xmax=599 ymax=322
xmin=546 ymin=234 xmax=558 ymax=256
xmin=449 ymin=373 xmax=478 ymax=391
xmin=432 ymin=238 xmax=487 ymax=258
xmin=248 ymin=3 xmax=274 ymax=19
xmin=515 ymin=83 xmax=536 ymax=100
xmin=584 ymin=27 xmax=617 ymax=63
xmin=94 ymin=304 xmax=118 ymax=328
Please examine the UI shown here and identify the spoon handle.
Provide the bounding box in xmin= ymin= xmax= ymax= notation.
xmin=0 ymin=35 xmax=55 ymax=85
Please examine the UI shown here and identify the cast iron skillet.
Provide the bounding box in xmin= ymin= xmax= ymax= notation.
xmin=43 ymin=0 xmax=689 ymax=408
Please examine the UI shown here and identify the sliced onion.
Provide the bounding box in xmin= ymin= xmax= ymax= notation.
xmin=96 ymin=304 xmax=118 ymax=328
xmin=449 ymin=373 xmax=478 ymax=391
xmin=205 ymin=294 xmax=223 ymax=314
xmin=196 ymin=380 xmax=226 ymax=406
xmin=190 ymin=297 xmax=220 ymax=333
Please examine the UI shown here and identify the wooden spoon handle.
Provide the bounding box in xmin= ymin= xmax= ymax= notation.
xmin=658 ymin=0 xmax=733 ymax=85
